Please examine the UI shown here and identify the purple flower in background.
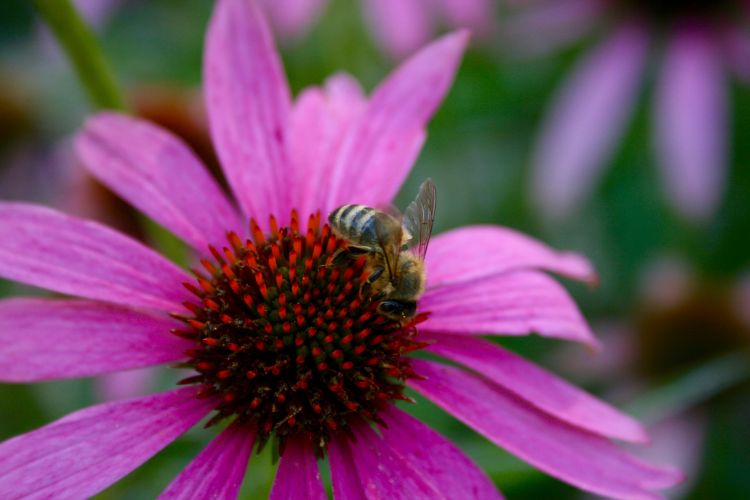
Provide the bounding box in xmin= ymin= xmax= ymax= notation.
xmin=262 ymin=0 xmax=493 ymax=59
xmin=512 ymin=1 xmax=750 ymax=221
xmin=0 ymin=0 xmax=679 ymax=497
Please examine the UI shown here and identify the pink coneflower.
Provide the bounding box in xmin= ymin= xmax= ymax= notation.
xmin=512 ymin=0 xmax=749 ymax=221
xmin=262 ymin=0 xmax=493 ymax=59
xmin=0 ymin=0 xmax=679 ymax=497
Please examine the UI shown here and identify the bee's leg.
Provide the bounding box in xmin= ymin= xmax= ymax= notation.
xmin=360 ymin=266 xmax=384 ymax=299
xmin=330 ymin=245 xmax=369 ymax=267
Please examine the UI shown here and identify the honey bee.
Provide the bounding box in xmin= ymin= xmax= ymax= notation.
xmin=328 ymin=178 xmax=436 ymax=321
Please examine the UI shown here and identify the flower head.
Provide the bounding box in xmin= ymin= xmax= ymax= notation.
xmin=511 ymin=0 xmax=749 ymax=221
xmin=0 ymin=0 xmax=680 ymax=498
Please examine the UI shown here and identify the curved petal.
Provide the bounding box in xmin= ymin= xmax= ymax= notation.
xmin=424 ymin=334 xmax=647 ymax=442
xmin=438 ymin=0 xmax=494 ymax=38
xmin=409 ymin=360 xmax=683 ymax=499
xmin=337 ymin=424 xmax=446 ymax=498
xmin=425 ymin=225 xmax=597 ymax=289
xmin=270 ymin=437 xmax=325 ymax=500
xmin=654 ymin=24 xmax=727 ymax=221
xmin=262 ymin=0 xmax=327 ymax=40
xmin=329 ymin=436 xmax=366 ymax=500
xmin=379 ymin=406 xmax=503 ymax=499
xmin=0 ymin=203 xmax=191 ymax=311
xmin=420 ymin=270 xmax=597 ymax=346
xmin=97 ymin=367 xmax=158 ymax=401
xmin=325 ymin=30 xmax=468 ymax=212
xmin=0 ymin=387 xmax=213 ymax=499
xmin=722 ymin=27 xmax=750 ymax=83
xmin=502 ymin=0 xmax=603 ymax=57
xmin=76 ymin=112 xmax=241 ymax=251
xmin=291 ymin=73 xmax=367 ymax=218
xmin=160 ymin=423 xmax=254 ymax=500
xmin=205 ymin=0 xmax=293 ymax=227
xmin=0 ymin=298 xmax=188 ymax=382
xmin=531 ymin=22 xmax=648 ymax=219
xmin=361 ymin=0 xmax=432 ymax=60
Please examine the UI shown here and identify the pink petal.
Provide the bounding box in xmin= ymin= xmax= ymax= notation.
xmin=97 ymin=367 xmax=158 ymax=401
xmin=438 ymin=0 xmax=494 ymax=38
xmin=424 ymin=333 xmax=647 ymax=442
xmin=420 ymin=270 xmax=597 ymax=346
xmin=426 ymin=225 xmax=596 ymax=288
xmin=410 ymin=360 xmax=683 ymax=499
xmin=0 ymin=203 xmax=191 ymax=311
xmin=332 ymin=425 xmax=445 ymax=498
xmin=75 ymin=112 xmax=241 ymax=251
xmin=204 ymin=0 xmax=293 ymax=228
xmin=328 ymin=435 xmax=366 ymax=500
xmin=160 ymin=423 xmax=254 ymax=500
xmin=361 ymin=0 xmax=433 ymax=60
xmin=290 ymin=73 xmax=367 ymax=218
xmin=379 ymin=406 xmax=503 ymax=499
xmin=325 ymin=30 xmax=468 ymax=212
xmin=502 ymin=0 xmax=602 ymax=57
xmin=0 ymin=387 xmax=213 ymax=499
xmin=654 ymin=24 xmax=727 ymax=222
xmin=0 ymin=298 xmax=188 ymax=382
xmin=262 ymin=0 xmax=328 ymax=40
xmin=722 ymin=27 xmax=750 ymax=83
xmin=531 ymin=22 xmax=648 ymax=219
xmin=270 ymin=437 xmax=325 ymax=500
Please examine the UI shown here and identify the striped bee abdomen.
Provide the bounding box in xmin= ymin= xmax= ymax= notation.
xmin=328 ymin=204 xmax=382 ymax=246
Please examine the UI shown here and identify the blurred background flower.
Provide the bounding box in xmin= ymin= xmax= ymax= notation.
xmin=508 ymin=0 xmax=749 ymax=222
xmin=1 ymin=0 xmax=749 ymax=497
xmin=262 ymin=0 xmax=494 ymax=59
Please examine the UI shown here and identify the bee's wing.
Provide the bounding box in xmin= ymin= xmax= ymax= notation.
xmin=403 ymin=178 xmax=436 ymax=261
xmin=374 ymin=212 xmax=402 ymax=280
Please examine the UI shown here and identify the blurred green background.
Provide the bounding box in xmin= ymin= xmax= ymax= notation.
xmin=1 ymin=0 xmax=749 ymax=498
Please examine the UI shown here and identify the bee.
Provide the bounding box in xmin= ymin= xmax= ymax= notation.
xmin=328 ymin=178 xmax=436 ymax=321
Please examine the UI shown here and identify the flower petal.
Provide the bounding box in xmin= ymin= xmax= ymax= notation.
xmin=502 ymin=0 xmax=603 ymax=57
xmin=424 ymin=333 xmax=647 ymax=442
xmin=420 ymin=270 xmax=597 ymax=346
xmin=205 ymin=0 xmax=293 ymax=227
xmin=97 ymin=367 xmax=158 ymax=401
xmin=409 ymin=360 xmax=683 ymax=499
xmin=160 ymin=423 xmax=254 ymax=500
xmin=328 ymin=435 xmax=366 ymax=500
xmin=0 ymin=298 xmax=188 ymax=382
xmin=270 ymin=437 xmax=325 ymax=500
xmin=333 ymin=425 xmax=446 ymax=498
xmin=0 ymin=387 xmax=212 ymax=499
xmin=262 ymin=0 xmax=327 ymax=40
xmin=325 ymin=30 xmax=468 ymax=212
xmin=291 ymin=73 xmax=367 ymax=218
xmin=654 ymin=24 xmax=727 ymax=221
xmin=379 ymin=406 xmax=503 ymax=499
xmin=425 ymin=225 xmax=596 ymax=288
xmin=361 ymin=0 xmax=432 ymax=60
xmin=531 ymin=22 xmax=648 ymax=219
xmin=438 ymin=0 xmax=494 ymax=37
xmin=722 ymin=27 xmax=750 ymax=83
xmin=0 ymin=203 xmax=191 ymax=311
xmin=76 ymin=112 xmax=241 ymax=251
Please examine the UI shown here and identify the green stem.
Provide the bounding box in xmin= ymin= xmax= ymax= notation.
xmin=625 ymin=351 xmax=750 ymax=425
xmin=33 ymin=0 xmax=126 ymax=110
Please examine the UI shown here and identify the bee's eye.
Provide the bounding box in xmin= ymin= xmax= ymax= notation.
xmin=377 ymin=300 xmax=416 ymax=319
xmin=378 ymin=301 xmax=400 ymax=314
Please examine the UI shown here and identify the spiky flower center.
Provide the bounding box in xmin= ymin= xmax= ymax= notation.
xmin=173 ymin=211 xmax=426 ymax=455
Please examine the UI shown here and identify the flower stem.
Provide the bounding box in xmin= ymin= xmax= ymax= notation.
xmin=33 ymin=0 xmax=126 ymax=110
